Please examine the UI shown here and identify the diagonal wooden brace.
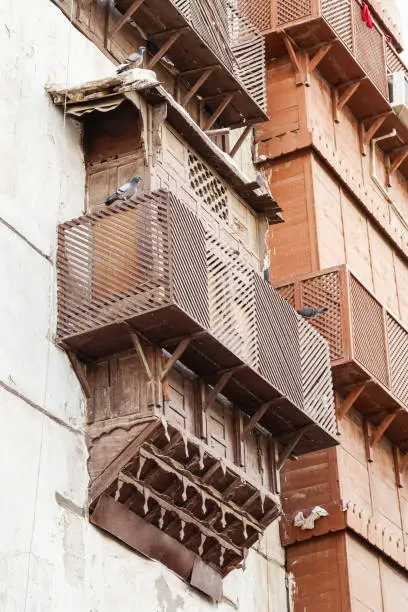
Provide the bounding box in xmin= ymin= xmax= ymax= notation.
xmin=161 ymin=338 xmax=191 ymax=381
xmin=203 ymin=94 xmax=234 ymax=131
xmin=125 ymin=324 xmax=152 ymax=380
xmin=67 ymin=350 xmax=91 ymax=398
xmin=277 ymin=425 xmax=314 ymax=470
xmin=109 ymin=0 xmax=145 ymax=38
xmin=309 ymin=42 xmax=333 ymax=72
xmin=147 ymin=31 xmax=183 ymax=69
xmin=183 ymin=68 xmax=214 ymax=107
xmin=241 ymin=400 xmax=275 ymax=441
xmin=203 ymin=370 xmax=235 ymax=411
xmin=370 ymin=409 xmax=403 ymax=448
xmin=337 ymin=383 xmax=369 ymax=420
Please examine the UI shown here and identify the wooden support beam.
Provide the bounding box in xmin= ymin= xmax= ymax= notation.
xmin=182 ymin=68 xmax=214 ymax=107
xmin=363 ymin=419 xmax=373 ymax=462
xmin=205 ymin=128 xmax=231 ymax=135
xmin=109 ymin=0 xmax=145 ymax=37
xmin=394 ymin=447 xmax=404 ymax=488
xmin=277 ymin=425 xmax=313 ymax=470
xmin=241 ymin=401 xmax=274 ymax=441
xmin=281 ymin=32 xmax=302 ymax=85
xmin=370 ymin=409 xmax=402 ymax=448
xmin=309 ymin=42 xmax=333 ymax=72
xmin=126 ymin=326 xmax=152 ymax=380
xmin=201 ymin=461 xmax=221 ymax=483
xmin=337 ymin=80 xmax=364 ymax=112
xmin=359 ymin=122 xmax=367 ymax=156
xmin=147 ymin=31 xmax=183 ymax=69
xmin=337 ymin=383 xmax=368 ymax=420
xmin=161 ymin=338 xmax=191 ymax=381
xmin=203 ymin=370 xmax=235 ymax=411
xmin=230 ymin=124 xmax=252 ymax=158
xmin=203 ymin=94 xmax=235 ymax=130
xmin=67 ymin=350 xmax=91 ymax=398
xmin=389 ymin=146 xmax=408 ymax=175
xmin=180 ymin=65 xmax=220 ymax=77
xmin=365 ymin=115 xmax=388 ymax=144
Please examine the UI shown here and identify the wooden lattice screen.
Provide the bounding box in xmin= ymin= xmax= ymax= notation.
xmin=277 ymin=267 xmax=408 ymax=412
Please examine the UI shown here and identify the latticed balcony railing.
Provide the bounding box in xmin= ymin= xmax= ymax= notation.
xmin=277 ymin=266 xmax=408 ymax=450
xmin=238 ymin=0 xmax=403 ymax=103
xmin=57 ymin=189 xmax=337 ymax=454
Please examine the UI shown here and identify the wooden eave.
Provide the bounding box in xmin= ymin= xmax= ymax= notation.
xmin=48 ymin=77 xmax=282 ymax=223
xmin=266 ymin=18 xmax=408 ymax=182
xmin=113 ymin=0 xmax=268 ymax=128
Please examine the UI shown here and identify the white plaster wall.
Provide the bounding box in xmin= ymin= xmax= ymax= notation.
xmin=0 ymin=2 xmax=288 ymax=611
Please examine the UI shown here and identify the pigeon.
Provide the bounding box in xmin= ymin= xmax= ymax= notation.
xmin=296 ymin=307 xmax=328 ymax=320
xmin=116 ymin=47 xmax=146 ymax=74
xmin=256 ymin=173 xmax=268 ymax=189
xmin=104 ymin=176 xmax=142 ymax=206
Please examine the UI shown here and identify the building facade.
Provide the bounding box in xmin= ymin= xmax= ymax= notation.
xmin=0 ymin=0 xmax=338 ymax=610
xmin=242 ymin=0 xmax=408 ymax=609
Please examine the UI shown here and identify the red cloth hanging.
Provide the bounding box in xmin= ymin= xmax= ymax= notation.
xmin=362 ymin=2 xmax=374 ymax=29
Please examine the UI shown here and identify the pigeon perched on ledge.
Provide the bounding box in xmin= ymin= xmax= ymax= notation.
xmin=297 ymin=307 xmax=328 ymax=320
xmin=105 ymin=176 xmax=142 ymax=206
xmin=116 ymin=46 xmax=146 ymax=74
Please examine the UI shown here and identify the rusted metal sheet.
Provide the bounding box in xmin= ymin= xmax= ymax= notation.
xmin=57 ymin=189 xmax=337 ymax=453
xmin=91 ymin=494 xmax=195 ymax=579
xmin=276 ymin=265 xmax=408 ymax=452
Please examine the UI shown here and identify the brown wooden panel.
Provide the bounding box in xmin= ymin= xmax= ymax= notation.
xmin=346 ymin=534 xmax=383 ymax=612
xmin=286 ymin=533 xmax=350 ymax=612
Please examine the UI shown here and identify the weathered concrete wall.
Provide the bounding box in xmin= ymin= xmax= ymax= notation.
xmin=0 ymin=1 xmax=288 ymax=610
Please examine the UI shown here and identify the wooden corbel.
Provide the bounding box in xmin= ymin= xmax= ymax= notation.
xmin=230 ymin=124 xmax=252 ymax=158
xmin=370 ymin=409 xmax=403 ymax=449
xmin=203 ymin=369 xmax=235 ymax=411
xmin=241 ymin=400 xmax=278 ymax=441
xmin=161 ymin=337 xmax=191 ymax=381
xmin=359 ymin=112 xmax=392 ymax=156
xmin=309 ymin=42 xmax=334 ymax=73
xmin=394 ymin=447 xmax=404 ymax=488
xmin=147 ymin=30 xmax=184 ymax=69
xmin=183 ymin=68 xmax=214 ymax=106
xmin=337 ymin=383 xmax=368 ymax=420
xmin=280 ymin=31 xmax=303 ymax=86
xmin=386 ymin=145 xmax=408 ymax=184
xmin=333 ymin=78 xmax=366 ymax=123
xmin=109 ymin=0 xmax=145 ymax=38
xmin=67 ymin=350 xmax=91 ymax=398
xmin=124 ymin=324 xmax=152 ymax=380
xmin=277 ymin=425 xmax=313 ymax=470
xmin=202 ymin=94 xmax=235 ymax=131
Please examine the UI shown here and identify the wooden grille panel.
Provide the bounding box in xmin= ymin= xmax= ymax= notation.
xmin=300 ymin=272 xmax=344 ymax=362
xmin=352 ymin=0 xmax=388 ymax=98
xmin=322 ymin=0 xmax=353 ymax=51
xmin=350 ymin=275 xmax=389 ymax=386
xmin=277 ymin=283 xmax=296 ymax=308
xmin=188 ymin=153 xmax=229 ymax=222
xmin=387 ymin=315 xmax=408 ymax=406
xmin=277 ymin=0 xmax=312 ymax=26
xmin=238 ymin=0 xmax=272 ymax=33
xmin=57 ymin=192 xmax=171 ymax=338
xmin=173 ymin=0 xmax=267 ymax=111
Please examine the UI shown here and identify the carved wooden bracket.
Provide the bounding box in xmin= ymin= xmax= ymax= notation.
xmin=280 ymin=31 xmax=303 ymax=86
xmin=309 ymin=42 xmax=333 ymax=72
xmin=332 ymin=78 xmax=366 ymax=123
xmin=203 ymin=94 xmax=235 ymax=131
xmin=241 ymin=400 xmax=279 ymax=441
xmin=183 ymin=68 xmax=214 ymax=106
xmin=203 ymin=370 xmax=235 ymax=411
xmin=147 ymin=30 xmax=184 ymax=69
xmin=369 ymin=409 xmax=403 ymax=449
xmin=125 ymin=324 xmax=152 ymax=380
xmin=161 ymin=338 xmax=191 ymax=381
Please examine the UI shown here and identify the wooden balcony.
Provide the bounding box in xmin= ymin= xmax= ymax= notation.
xmin=111 ymin=0 xmax=267 ymax=127
xmin=277 ymin=266 xmax=408 ymax=452
xmin=57 ymin=189 xmax=337 ymax=455
xmin=239 ymin=0 xmax=408 ymax=178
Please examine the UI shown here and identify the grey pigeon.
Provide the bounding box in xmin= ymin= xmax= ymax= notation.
xmin=105 ymin=176 xmax=142 ymax=206
xmin=256 ymin=173 xmax=268 ymax=189
xmin=297 ymin=307 xmax=328 ymax=320
xmin=116 ymin=47 xmax=146 ymax=74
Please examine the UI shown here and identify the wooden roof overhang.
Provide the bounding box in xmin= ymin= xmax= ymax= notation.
xmin=48 ymin=76 xmax=282 ymax=222
xmin=266 ymin=18 xmax=408 ymax=182
xmin=111 ymin=0 xmax=268 ymax=128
